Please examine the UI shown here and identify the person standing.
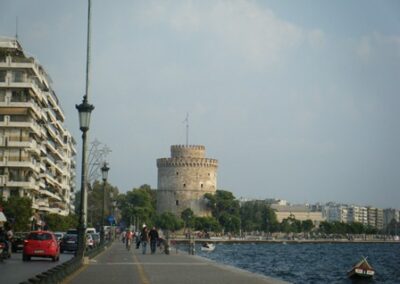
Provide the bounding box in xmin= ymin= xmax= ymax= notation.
xmin=148 ymin=227 xmax=159 ymax=254
xmin=140 ymin=225 xmax=149 ymax=254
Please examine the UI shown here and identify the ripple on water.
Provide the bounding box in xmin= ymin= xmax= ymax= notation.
xmin=196 ymin=242 xmax=400 ymax=284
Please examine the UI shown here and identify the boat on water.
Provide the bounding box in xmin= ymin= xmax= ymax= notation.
xmin=201 ymin=243 xmax=216 ymax=252
xmin=347 ymin=257 xmax=375 ymax=279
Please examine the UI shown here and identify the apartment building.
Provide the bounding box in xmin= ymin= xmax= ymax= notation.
xmin=323 ymin=203 xmax=348 ymax=223
xmin=347 ymin=205 xmax=368 ymax=225
xmin=0 ymin=37 xmax=76 ymax=216
xmin=383 ymin=208 xmax=399 ymax=228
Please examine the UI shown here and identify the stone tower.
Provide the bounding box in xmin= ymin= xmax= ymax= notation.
xmin=157 ymin=145 xmax=218 ymax=217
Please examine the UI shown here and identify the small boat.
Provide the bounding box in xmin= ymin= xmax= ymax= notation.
xmin=201 ymin=242 xmax=215 ymax=252
xmin=347 ymin=257 xmax=375 ymax=279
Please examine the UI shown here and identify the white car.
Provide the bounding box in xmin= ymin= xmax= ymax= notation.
xmin=54 ymin=232 xmax=65 ymax=241
xmin=86 ymin=234 xmax=94 ymax=249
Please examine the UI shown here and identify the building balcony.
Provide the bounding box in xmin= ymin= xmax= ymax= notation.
xmin=40 ymin=189 xmax=62 ymax=202
xmin=39 ymin=206 xmax=59 ymax=214
xmin=6 ymin=178 xmax=39 ymax=191
xmin=35 ymin=198 xmax=49 ymax=207
xmin=0 ymin=159 xmax=40 ymax=172
xmin=0 ymin=100 xmax=43 ymax=119
xmin=0 ymin=120 xmax=42 ymax=136
xmin=0 ymin=80 xmax=43 ymax=102
xmin=7 ymin=138 xmax=41 ymax=155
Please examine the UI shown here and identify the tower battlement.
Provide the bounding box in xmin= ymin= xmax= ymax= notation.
xmin=171 ymin=145 xmax=205 ymax=158
xmin=157 ymin=158 xmax=218 ymax=168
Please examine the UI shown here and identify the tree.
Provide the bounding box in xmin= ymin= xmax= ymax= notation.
xmin=117 ymin=185 xmax=156 ymax=228
xmin=193 ymin=216 xmax=221 ymax=232
xmin=301 ymin=220 xmax=314 ymax=232
xmin=2 ymin=196 xmax=32 ymax=231
xmin=44 ymin=214 xmax=78 ymax=232
xmin=204 ymin=190 xmax=240 ymax=233
xmin=156 ymin=212 xmax=183 ymax=231
xmin=181 ymin=208 xmax=194 ymax=229
xmin=87 ymin=180 xmax=119 ymax=227
xmin=240 ymin=200 xmax=279 ymax=233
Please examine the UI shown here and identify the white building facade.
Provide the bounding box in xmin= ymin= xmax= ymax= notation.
xmin=0 ymin=38 xmax=76 ymax=216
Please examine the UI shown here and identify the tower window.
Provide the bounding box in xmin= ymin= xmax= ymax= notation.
xmin=208 ymin=173 xmax=210 ymax=176
xmin=201 ymin=184 xmax=203 ymax=188
xmin=176 ymin=200 xmax=179 ymax=206
xmin=176 ymin=172 xmax=179 ymax=175
xmin=183 ymin=183 xmax=186 ymax=188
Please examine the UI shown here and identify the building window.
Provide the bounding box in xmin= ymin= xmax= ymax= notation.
xmin=176 ymin=200 xmax=179 ymax=206
xmin=183 ymin=183 xmax=186 ymax=188
xmin=176 ymin=172 xmax=179 ymax=175
xmin=0 ymin=71 xmax=7 ymax=82
xmin=208 ymin=173 xmax=210 ymax=176
xmin=11 ymin=90 xmax=28 ymax=102
xmin=0 ymin=90 xmax=6 ymax=101
xmin=201 ymin=184 xmax=203 ymax=188
xmin=12 ymin=70 xmax=25 ymax=82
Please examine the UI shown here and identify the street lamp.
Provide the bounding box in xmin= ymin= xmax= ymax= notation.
xmin=76 ymin=98 xmax=94 ymax=258
xmin=76 ymin=0 xmax=94 ymax=259
xmin=100 ymin=162 xmax=109 ymax=245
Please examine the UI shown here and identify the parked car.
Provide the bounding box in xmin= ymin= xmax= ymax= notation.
xmin=66 ymin=229 xmax=78 ymax=235
xmin=86 ymin=234 xmax=94 ymax=249
xmin=11 ymin=232 xmax=28 ymax=252
xmin=86 ymin=227 xmax=96 ymax=234
xmin=60 ymin=234 xmax=78 ymax=253
xmin=23 ymin=231 xmax=60 ymax=261
xmin=90 ymin=233 xmax=100 ymax=247
xmin=54 ymin=232 xmax=65 ymax=242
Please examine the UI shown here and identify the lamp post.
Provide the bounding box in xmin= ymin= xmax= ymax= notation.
xmin=76 ymin=99 xmax=94 ymax=258
xmin=76 ymin=0 xmax=94 ymax=259
xmin=100 ymin=162 xmax=109 ymax=245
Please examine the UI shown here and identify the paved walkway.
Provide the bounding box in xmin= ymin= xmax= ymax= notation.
xmin=65 ymin=241 xmax=289 ymax=284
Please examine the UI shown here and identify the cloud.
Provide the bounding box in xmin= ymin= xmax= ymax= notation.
xmin=355 ymin=32 xmax=400 ymax=62
xmin=139 ymin=0 xmax=307 ymax=67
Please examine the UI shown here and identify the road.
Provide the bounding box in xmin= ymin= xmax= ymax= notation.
xmin=0 ymin=251 xmax=74 ymax=283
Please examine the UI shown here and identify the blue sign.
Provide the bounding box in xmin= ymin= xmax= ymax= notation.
xmin=107 ymin=215 xmax=115 ymax=224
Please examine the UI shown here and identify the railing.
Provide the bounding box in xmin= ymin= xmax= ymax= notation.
xmin=11 ymin=57 xmax=34 ymax=64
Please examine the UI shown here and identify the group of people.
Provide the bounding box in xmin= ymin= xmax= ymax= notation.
xmin=121 ymin=225 xmax=160 ymax=254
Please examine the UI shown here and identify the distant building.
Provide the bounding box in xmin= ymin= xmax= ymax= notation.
xmin=365 ymin=207 xmax=383 ymax=230
xmin=324 ymin=203 xmax=348 ymax=223
xmin=270 ymin=204 xmax=325 ymax=225
xmin=383 ymin=208 xmax=400 ymax=228
xmin=156 ymin=145 xmax=218 ymax=217
xmin=348 ymin=205 xmax=368 ymax=225
xmin=0 ymin=37 xmax=76 ymax=216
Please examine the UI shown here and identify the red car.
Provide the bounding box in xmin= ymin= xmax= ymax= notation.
xmin=23 ymin=231 xmax=60 ymax=262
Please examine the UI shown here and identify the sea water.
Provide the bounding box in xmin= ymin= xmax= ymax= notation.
xmin=195 ymin=242 xmax=400 ymax=284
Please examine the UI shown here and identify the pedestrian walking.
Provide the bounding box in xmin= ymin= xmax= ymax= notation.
xmin=125 ymin=229 xmax=134 ymax=251
xmin=148 ymin=227 xmax=159 ymax=254
xmin=140 ymin=224 xmax=149 ymax=254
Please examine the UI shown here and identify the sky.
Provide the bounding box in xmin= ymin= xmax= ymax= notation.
xmin=1 ymin=0 xmax=399 ymax=209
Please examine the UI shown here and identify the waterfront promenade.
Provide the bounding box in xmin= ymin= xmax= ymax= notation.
xmin=64 ymin=241 xmax=288 ymax=284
